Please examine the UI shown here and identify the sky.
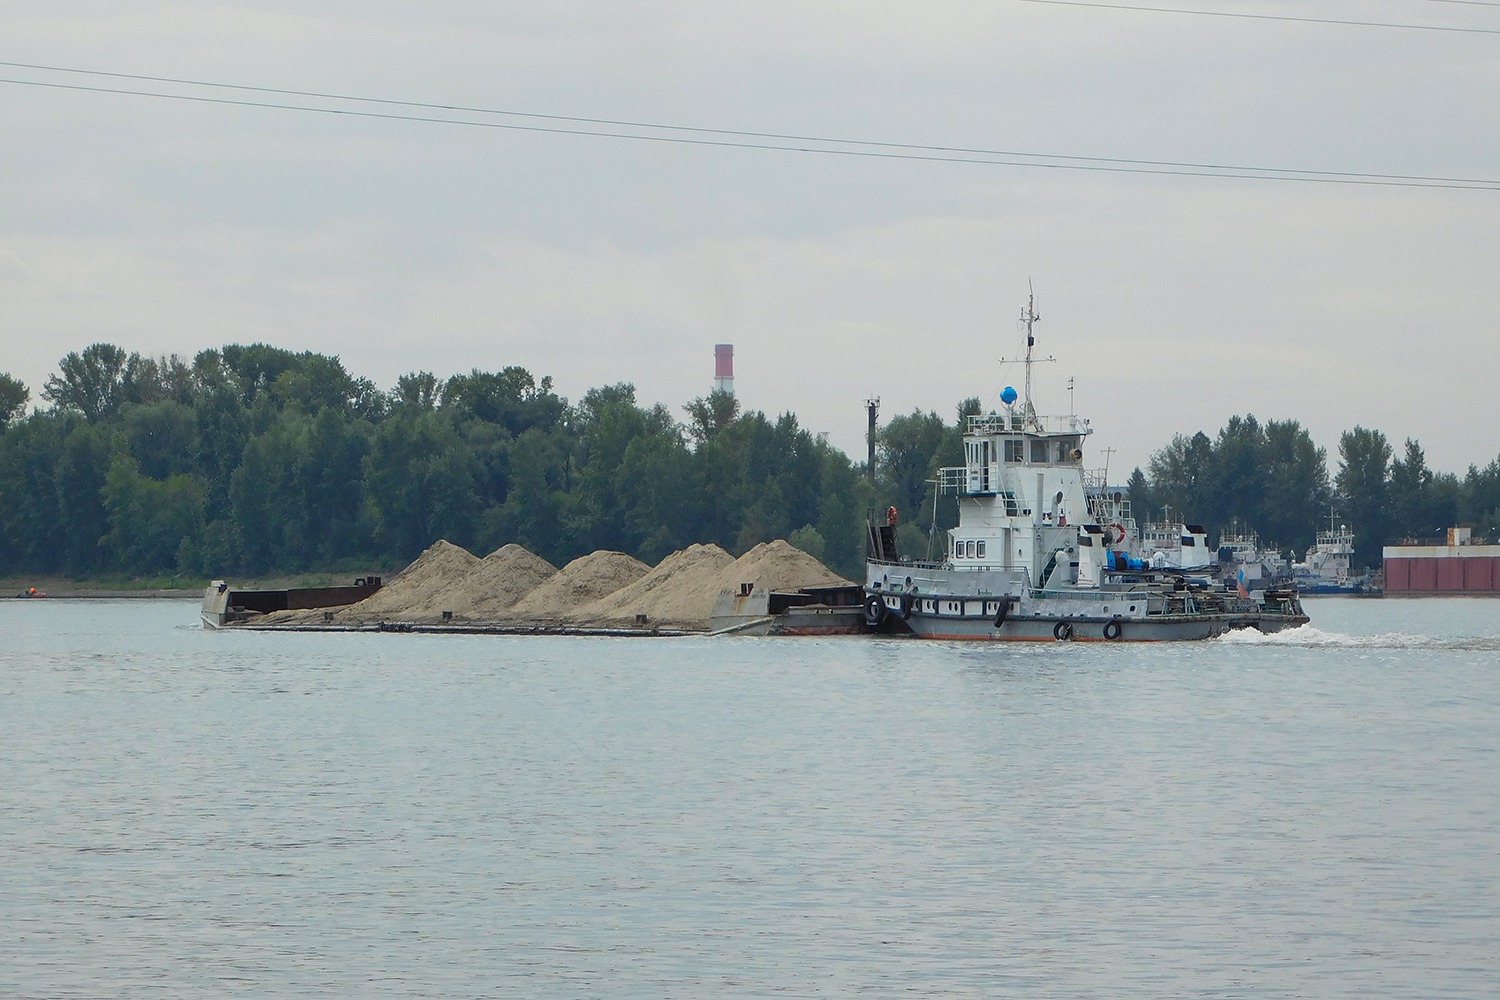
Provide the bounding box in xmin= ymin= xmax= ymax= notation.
xmin=1 ymin=0 xmax=1497 ymax=478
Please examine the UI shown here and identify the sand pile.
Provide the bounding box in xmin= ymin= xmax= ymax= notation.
xmin=315 ymin=539 xmax=481 ymax=623
xmin=456 ymin=544 xmax=558 ymax=619
xmin=263 ymin=540 xmax=557 ymax=624
xmin=711 ymin=539 xmax=850 ymax=596
xmin=259 ymin=539 xmax=480 ymax=624
xmin=569 ymin=543 xmax=734 ymax=627
xmin=354 ymin=539 xmax=479 ymax=614
xmin=510 ymin=550 xmax=650 ymax=620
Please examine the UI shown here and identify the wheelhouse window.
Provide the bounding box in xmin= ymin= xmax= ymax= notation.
xmin=1056 ymin=437 xmax=1080 ymax=463
xmin=976 ymin=540 xmax=986 ymax=558
xmin=1030 ymin=438 xmax=1049 ymax=463
xmin=966 ymin=540 xmax=976 ymax=558
xmin=1004 ymin=439 xmax=1024 ymax=463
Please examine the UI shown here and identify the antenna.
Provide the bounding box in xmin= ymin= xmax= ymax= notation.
xmin=864 ymin=397 xmax=880 ymax=482
xmin=1067 ymin=376 xmax=1075 ymax=417
xmin=999 ymin=280 xmax=1054 ymax=426
xmin=1101 ymin=446 xmax=1116 ymax=485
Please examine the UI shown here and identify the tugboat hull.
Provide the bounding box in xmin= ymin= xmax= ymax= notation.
xmin=899 ymin=610 xmax=1306 ymax=641
xmin=863 ymin=580 xmax=1309 ymax=642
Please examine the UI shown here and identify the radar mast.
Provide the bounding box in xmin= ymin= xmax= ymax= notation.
xmin=1020 ymin=281 xmax=1041 ymax=427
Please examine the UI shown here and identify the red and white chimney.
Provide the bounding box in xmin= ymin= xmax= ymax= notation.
xmin=714 ymin=344 xmax=734 ymax=394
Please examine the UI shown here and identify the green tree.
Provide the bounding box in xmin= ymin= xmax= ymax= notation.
xmin=0 ymin=373 xmax=29 ymax=425
xmin=1460 ymin=456 xmax=1500 ymax=539
xmin=1336 ymin=426 xmax=1392 ymax=568
xmin=54 ymin=424 xmax=116 ymax=574
xmin=394 ymin=371 xmax=443 ymax=411
xmin=122 ymin=401 xmax=199 ymax=480
xmin=42 ymin=343 xmax=128 ymax=421
xmin=0 ymin=414 xmax=67 ymax=570
xmin=1255 ymin=419 xmax=1330 ymax=555
xmin=875 ymin=410 xmax=948 ymax=530
xmin=684 ymin=389 xmax=740 ymax=444
xmin=1125 ymin=467 xmax=1154 ymax=526
xmin=788 ymin=524 xmax=827 ymax=561
xmin=366 ymin=410 xmax=480 ymax=560
xmin=1146 ymin=431 xmax=1214 ymax=523
xmin=485 ymin=427 xmax=568 ymax=561
xmin=101 ymin=454 xmax=205 ymax=573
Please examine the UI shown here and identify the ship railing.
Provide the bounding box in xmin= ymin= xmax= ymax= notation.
xmin=964 ymin=412 xmax=1090 ymax=436
xmin=936 ymin=467 xmax=965 ymax=495
xmin=867 ymin=556 xmax=946 ymax=572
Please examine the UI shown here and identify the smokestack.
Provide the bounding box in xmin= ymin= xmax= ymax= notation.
xmin=714 ymin=344 xmax=734 ymax=394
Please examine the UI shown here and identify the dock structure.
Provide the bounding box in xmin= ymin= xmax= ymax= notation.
xmin=1382 ymin=528 xmax=1500 ymax=596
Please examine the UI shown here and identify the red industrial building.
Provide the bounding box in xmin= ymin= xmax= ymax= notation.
xmin=1382 ymin=528 xmax=1500 ymax=595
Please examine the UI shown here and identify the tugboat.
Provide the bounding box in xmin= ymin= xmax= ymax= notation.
xmin=1291 ymin=518 xmax=1376 ymax=595
xmin=861 ymin=289 xmax=1308 ymax=641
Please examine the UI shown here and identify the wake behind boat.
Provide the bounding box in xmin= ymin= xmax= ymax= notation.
xmin=861 ymin=288 xmax=1308 ymax=642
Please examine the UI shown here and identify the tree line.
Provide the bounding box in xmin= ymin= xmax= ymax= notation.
xmin=1126 ymin=417 xmax=1500 ymax=569
xmin=0 ymin=344 xmax=891 ymax=581
xmin=2 ymin=344 xmax=1496 ymax=580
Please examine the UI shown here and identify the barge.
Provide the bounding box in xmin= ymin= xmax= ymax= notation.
xmin=202 ymin=577 xmax=383 ymax=628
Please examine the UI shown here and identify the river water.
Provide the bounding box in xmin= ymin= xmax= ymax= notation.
xmin=2 ymin=598 xmax=1497 ymax=998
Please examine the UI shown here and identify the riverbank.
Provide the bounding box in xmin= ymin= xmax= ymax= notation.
xmin=0 ymin=570 xmax=396 ymax=600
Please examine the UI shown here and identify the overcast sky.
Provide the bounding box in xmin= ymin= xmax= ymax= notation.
xmin=2 ymin=1 xmax=1496 ymax=477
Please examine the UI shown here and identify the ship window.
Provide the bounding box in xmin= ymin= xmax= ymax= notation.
xmin=977 ymin=540 xmax=986 ymax=558
xmin=1005 ymin=439 xmax=1024 ymax=463
xmin=1181 ymin=537 xmax=1195 ymax=546
xmin=966 ymin=540 xmax=976 ymax=558
xmin=1030 ymin=439 xmax=1048 ymax=463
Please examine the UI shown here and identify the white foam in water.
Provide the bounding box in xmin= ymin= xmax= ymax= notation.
xmin=1216 ymin=624 xmax=1498 ymax=650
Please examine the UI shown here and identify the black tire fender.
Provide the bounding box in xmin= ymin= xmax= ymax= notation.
xmin=899 ymin=594 xmax=913 ymax=620
xmin=1103 ymin=618 xmax=1123 ymax=640
xmin=1053 ymin=620 xmax=1074 ymax=641
xmin=993 ymin=596 xmax=1012 ymax=629
xmin=864 ymin=594 xmax=887 ymax=626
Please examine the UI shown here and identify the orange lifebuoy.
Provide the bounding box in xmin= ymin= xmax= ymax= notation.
xmin=886 ymin=506 xmax=898 ymax=526
xmin=1108 ymin=523 xmax=1126 ymax=546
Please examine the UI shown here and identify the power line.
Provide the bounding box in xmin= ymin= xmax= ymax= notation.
xmin=1015 ymin=0 xmax=1500 ymax=34
xmin=1 ymin=72 xmax=1496 ymax=191
xmin=6 ymin=57 xmax=1493 ymax=184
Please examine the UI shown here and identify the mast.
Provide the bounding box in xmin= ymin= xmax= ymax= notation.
xmin=1020 ymin=282 xmax=1040 ymax=426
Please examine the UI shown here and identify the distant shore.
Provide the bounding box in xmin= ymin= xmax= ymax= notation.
xmin=1 ymin=571 xmax=395 ymax=600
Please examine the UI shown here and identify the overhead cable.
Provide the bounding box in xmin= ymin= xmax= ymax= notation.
xmin=1014 ymin=0 xmax=1500 ymax=34
xmin=1 ymin=71 xmax=1495 ymax=191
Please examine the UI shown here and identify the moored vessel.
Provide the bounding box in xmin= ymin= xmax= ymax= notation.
xmin=1291 ymin=520 xmax=1377 ymax=595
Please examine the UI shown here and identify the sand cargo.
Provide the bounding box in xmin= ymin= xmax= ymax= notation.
xmin=202 ymin=537 xmax=855 ymax=635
